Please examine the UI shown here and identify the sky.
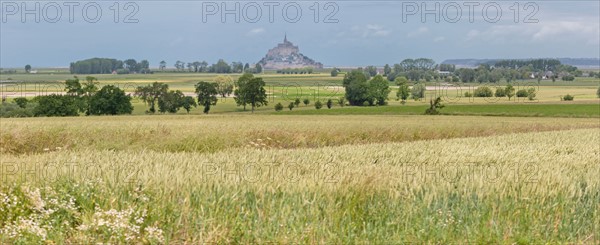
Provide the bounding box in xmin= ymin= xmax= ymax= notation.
xmin=1 ymin=0 xmax=599 ymax=68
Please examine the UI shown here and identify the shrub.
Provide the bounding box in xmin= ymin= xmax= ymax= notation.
xmin=14 ymin=97 xmax=28 ymax=108
xmin=288 ymin=102 xmax=294 ymax=110
xmin=330 ymin=69 xmax=338 ymax=77
xmin=326 ymin=99 xmax=333 ymax=109
xmin=411 ymin=83 xmax=426 ymax=100
xmin=561 ymin=75 xmax=575 ymax=81
xmin=33 ymin=95 xmax=79 ymax=117
xmin=314 ymin=100 xmax=323 ymax=109
xmin=474 ymin=86 xmax=493 ymax=97
xmin=0 ymin=101 xmax=37 ymax=118
xmin=338 ymin=97 xmax=346 ymax=107
xmin=562 ymin=94 xmax=574 ymax=101
xmin=274 ymin=102 xmax=283 ymax=111
xmin=425 ymin=97 xmax=444 ymax=115
xmin=303 ymin=98 xmax=310 ymax=106
xmin=527 ymin=88 xmax=536 ymax=101
xmin=362 ymin=101 xmax=370 ymax=106
xmin=116 ymin=68 xmax=130 ymax=74
xmin=464 ymin=92 xmax=472 ymax=97
xmin=516 ymin=89 xmax=528 ymax=97
xmin=294 ymin=98 xmax=301 ymax=107
xmin=597 ymin=87 xmax=600 ymax=98
xmin=494 ymin=87 xmax=506 ymax=97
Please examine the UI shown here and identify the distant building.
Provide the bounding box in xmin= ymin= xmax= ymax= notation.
xmin=258 ymin=34 xmax=323 ymax=70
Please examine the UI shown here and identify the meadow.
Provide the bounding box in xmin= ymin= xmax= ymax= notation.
xmin=2 ymin=71 xmax=599 ymax=118
xmin=0 ymin=115 xmax=598 ymax=243
xmin=1 ymin=71 xmax=599 ymax=243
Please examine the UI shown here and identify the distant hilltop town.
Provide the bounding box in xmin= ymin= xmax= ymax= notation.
xmin=258 ymin=35 xmax=323 ymax=70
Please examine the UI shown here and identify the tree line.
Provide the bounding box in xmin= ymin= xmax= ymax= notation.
xmin=166 ymin=59 xmax=263 ymax=74
xmin=332 ymin=58 xmax=585 ymax=84
xmin=70 ymin=58 xmax=264 ymax=75
xmin=70 ymin=58 xmax=150 ymax=74
xmin=1 ymin=76 xmax=134 ymax=117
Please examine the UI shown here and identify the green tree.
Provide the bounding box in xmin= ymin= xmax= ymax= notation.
xmin=82 ymin=76 xmax=99 ymax=115
xmin=89 ymin=85 xmax=133 ymax=115
xmin=124 ymin=59 xmax=138 ymax=72
xmin=25 ymin=64 xmax=31 ymax=73
xmin=425 ymin=97 xmax=445 ymax=115
xmin=326 ymin=99 xmax=333 ymax=109
xmin=314 ymin=100 xmax=323 ymax=109
xmin=365 ymin=66 xmax=378 ymax=77
xmin=396 ymin=77 xmax=410 ymax=104
xmin=383 ymin=64 xmax=392 ymax=76
xmin=234 ymin=73 xmax=254 ymax=111
xmin=211 ymin=59 xmax=232 ymax=73
xmin=195 ymin=82 xmax=218 ymax=114
xmin=505 ymin=84 xmax=515 ymax=101
xmin=342 ymin=70 xmax=370 ymax=106
xmin=303 ymin=98 xmax=310 ymax=106
xmin=214 ymin=75 xmax=234 ymax=97
xmin=158 ymin=90 xmax=185 ymax=113
xmin=139 ymin=60 xmax=150 ymax=74
xmin=411 ymin=82 xmax=426 ymax=101
xmin=159 ymin=60 xmax=167 ymax=71
xmin=65 ymin=76 xmax=83 ymax=96
xmin=64 ymin=76 xmax=98 ymax=115
xmin=596 ymin=86 xmax=600 ymax=98
xmin=181 ymin=96 xmax=197 ymax=113
xmin=255 ymin=63 xmax=263 ymax=73
xmin=294 ymin=98 xmax=301 ymax=107
xmin=330 ymin=68 xmax=339 ymax=77
xmin=135 ymin=82 xmax=169 ymax=113
xmin=288 ymin=102 xmax=295 ymax=110
xmin=274 ymin=102 xmax=284 ymax=111
xmin=369 ymin=75 xmax=391 ymax=105
xmin=527 ymin=88 xmax=537 ymax=101
xmin=14 ymin=97 xmax=28 ymax=108
xmin=245 ymin=77 xmax=268 ymax=113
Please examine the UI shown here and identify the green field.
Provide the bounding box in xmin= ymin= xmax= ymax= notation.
xmin=274 ymin=103 xmax=600 ymax=117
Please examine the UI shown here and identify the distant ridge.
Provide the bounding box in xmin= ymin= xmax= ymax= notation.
xmin=441 ymin=58 xmax=600 ymax=68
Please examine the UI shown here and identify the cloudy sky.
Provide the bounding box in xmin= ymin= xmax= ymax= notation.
xmin=1 ymin=1 xmax=599 ymax=68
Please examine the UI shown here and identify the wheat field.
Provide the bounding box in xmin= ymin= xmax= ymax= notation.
xmin=1 ymin=115 xmax=599 ymax=243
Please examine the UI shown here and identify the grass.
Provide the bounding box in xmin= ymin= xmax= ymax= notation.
xmin=1 ymin=128 xmax=599 ymax=243
xmin=2 ymin=115 xmax=598 ymax=155
xmin=273 ymin=103 xmax=600 ymax=117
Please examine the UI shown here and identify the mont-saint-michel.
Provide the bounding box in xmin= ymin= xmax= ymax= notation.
xmin=257 ymin=35 xmax=323 ymax=70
